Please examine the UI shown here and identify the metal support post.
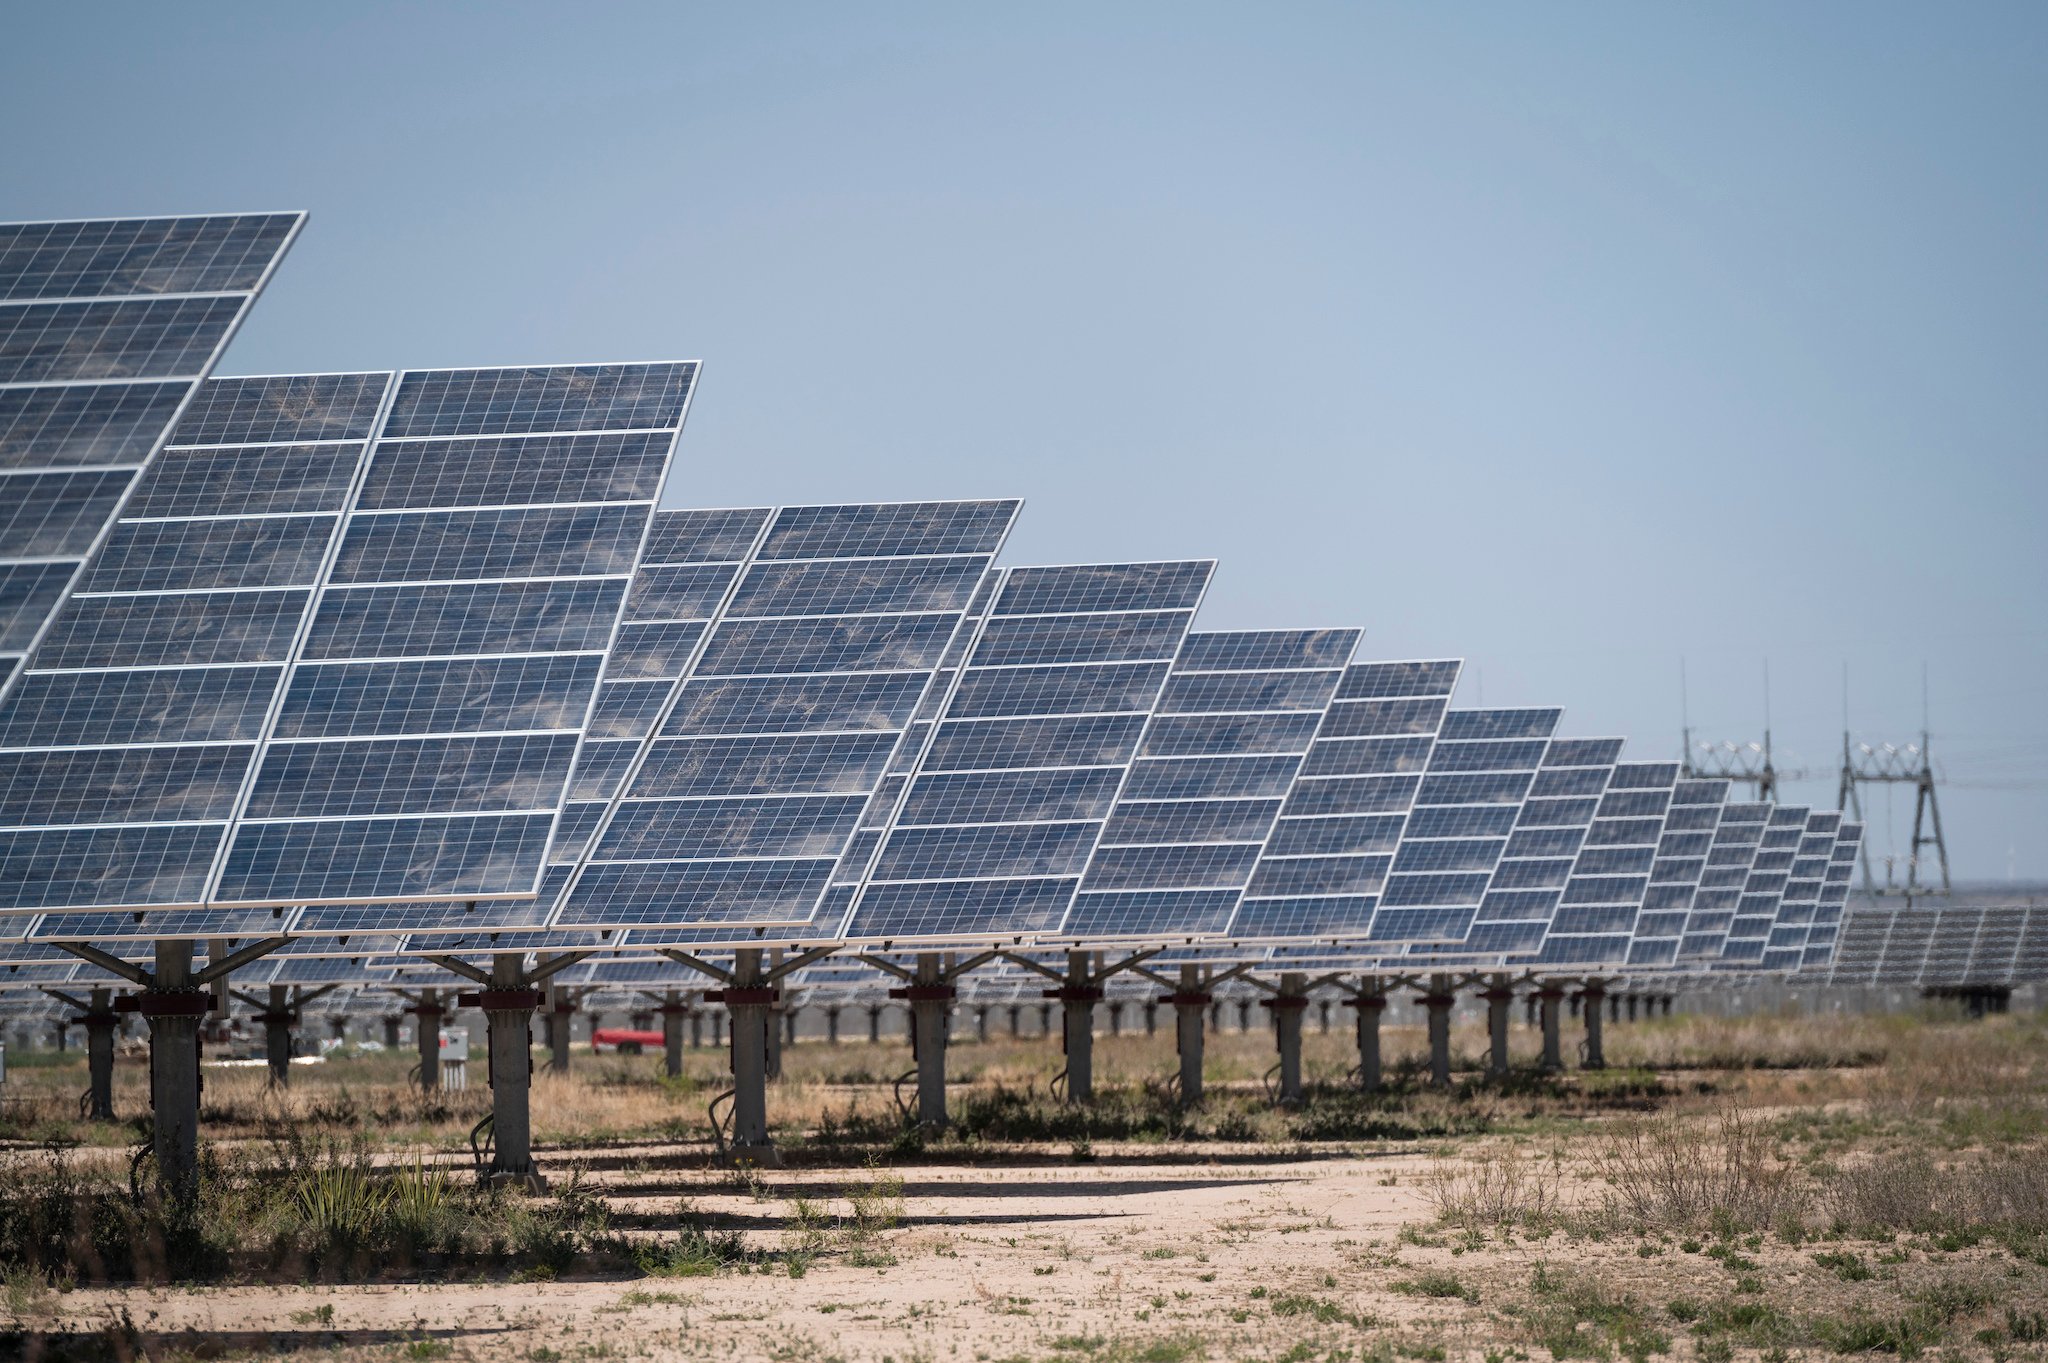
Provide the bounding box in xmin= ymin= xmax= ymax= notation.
xmin=975 ymin=1005 xmax=989 ymax=1042
xmin=658 ymin=990 xmax=687 ymax=1077
xmin=1422 ymin=974 xmax=1455 ymax=1089
xmin=717 ymin=949 xmax=778 ymax=1165
xmin=411 ymin=987 xmax=443 ymax=1092
xmin=1052 ymin=951 xmax=1102 ymax=1104
xmin=263 ymin=984 xmax=294 ymax=1087
xmin=546 ymin=982 xmax=573 ymax=1074
xmin=1264 ymin=972 xmax=1309 ymax=1106
xmin=81 ymin=988 xmax=118 ymax=1121
xmin=471 ymin=955 xmax=544 ymax=1190
xmin=142 ymin=941 xmax=206 ymax=1204
xmin=826 ymin=1005 xmax=842 ymax=1044
xmin=1536 ymin=983 xmax=1566 ymax=1071
xmin=1481 ymin=974 xmax=1514 ymax=1078
xmin=1580 ymin=981 xmax=1607 ymax=1070
xmin=895 ymin=954 xmax=954 ymax=1129
xmin=383 ymin=1014 xmax=402 ymax=1048
xmin=1165 ymin=964 xmax=1209 ymax=1105
xmin=867 ymin=1004 xmax=883 ymax=1043
xmin=1007 ymin=1004 xmax=1021 ymax=1037
xmin=1346 ymin=982 xmax=1387 ymax=1092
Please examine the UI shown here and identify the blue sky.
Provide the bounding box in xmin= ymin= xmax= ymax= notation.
xmin=7 ymin=2 xmax=2043 ymax=878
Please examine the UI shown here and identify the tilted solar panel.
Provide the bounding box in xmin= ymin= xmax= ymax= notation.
xmin=836 ymin=561 xmax=1214 ymax=942
xmin=0 ymin=214 xmax=304 ymax=695
xmin=1370 ymin=706 xmax=1562 ymax=945
xmin=1625 ymin=777 xmax=1733 ymax=968
xmin=1057 ymin=628 xmax=1360 ymax=943
xmin=1439 ymin=736 xmax=1625 ymax=960
xmin=1718 ymin=803 xmax=1810 ymax=965
xmin=1224 ymin=660 xmax=1463 ymax=942
xmin=1678 ymin=799 xmax=1771 ymax=962
xmin=1534 ymin=761 xmax=1681 ymax=966
xmin=1759 ymin=810 xmax=1842 ymax=971
xmin=0 ymin=363 xmax=693 ymax=917
xmin=552 ymin=502 xmax=1022 ymax=931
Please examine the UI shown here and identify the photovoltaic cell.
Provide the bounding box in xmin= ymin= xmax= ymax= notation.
xmin=0 ymin=214 xmax=303 ymax=694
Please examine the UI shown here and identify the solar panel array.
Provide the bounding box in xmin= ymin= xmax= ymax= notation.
xmin=5 ymin=211 xmax=1974 ymax=1005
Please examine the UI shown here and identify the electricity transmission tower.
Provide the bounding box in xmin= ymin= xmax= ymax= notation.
xmin=1836 ymin=669 xmax=1950 ymax=899
xmin=1679 ymin=662 xmax=1810 ymax=800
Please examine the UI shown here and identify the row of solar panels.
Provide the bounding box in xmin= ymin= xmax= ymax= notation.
xmin=0 ymin=212 xmax=1885 ymax=995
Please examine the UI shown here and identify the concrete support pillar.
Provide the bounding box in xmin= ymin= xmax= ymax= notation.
xmin=263 ymin=984 xmax=294 ymax=1087
xmin=1006 ymin=1004 xmax=1021 ymax=1037
xmin=825 ymin=1006 xmax=842 ymax=1044
xmin=1266 ymin=973 xmax=1309 ymax=1106
xmin=480 ymin=954 xmax=542 ymax=1190
xmin=720 ymin=949 xmax=777 ymax=1163
xmin=711 ymin=1010 xmax=725 ymax=1047
xmin=413 ymin=987 xmax=443 ymax=1092
xmin=974 ymin=1005 xmax=989 ymax=1043
xmin=1422 ymin=974 xmax=1455 ymax=1089
xmin=764 ymin=999 xmax=784 ymax=1083
xmin=1348 ymin=984 xmax=1387 ymax=1092
xmin=867 ymin=1004 xmax=883 ymax=1044
xmin=1607 ymin=992 xmax=1622 ymax=1022
xmin=1536 ymin=984 xmax=1566 ymax=1071
xmin=1168 ymin=964 xmax=1209 ymax=1106
xmin=1144 ymin=1001 xmax=1158 ymax=1036
xmin=1055 ymin=951 xmax=1101 ymax=1104
xmin=901 ymin=954 xmax=953 ymax=1129
xmin=142 ymin=940 xmax=206 ymax=1204
xmin=1236 ymin=999 xmax=1253 ymax=1033
xmin=690 ymin=1010 xmax=703 ymax=1048
xmin=1037 ymin=1002 xmax=1053 ymax=1036
xmin=1482 ymin=975 xmax=1514 ymax=1078
xmin=1626 ymin=994 xmax=1640 ymax=1023
xmin=82 ymin=988 xmax=118 ymax=1121
xmin=1317 ymin=999 xmax=1332 ymax=1034
xmin=1107 ymin=1000 xmax=1125 ymax=1037
xmin=1581 ymin=981 xmax=1607 ymax=1070
xmin=1525 ymin=994 xmax=1539 ymax=1027
xmin=659 ymin=991 xmax=686 ymax=1078
xmin=383 ymin=1014 xmax=402 ymax=1049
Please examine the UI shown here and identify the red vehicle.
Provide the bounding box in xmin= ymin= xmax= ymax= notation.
xmin=590 ymin=1028 xmax=665 ymax=1055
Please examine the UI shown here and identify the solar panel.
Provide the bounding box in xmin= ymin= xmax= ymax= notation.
xmin=1677 ymin=799 xmax=1771 ymax=962
xmin=551 ymin=502 xmax=1021 ymax=931
xmin=1222 ymin=661 xmax=1463 ymax=942
xmin=0 ymin=215 xmax=304 ymax=695
xmin=836 ymin=561 xmax=1214 ymax=942
xmin=1624 ymin=777 xmax=1733 ymax=967
xmin=0 ymin=363 xmax=693 ymax=918
xmin=1369 ymin=705 xmax=1562 ymax=945
xmin=1434 ymin=736 xmax=1626 ymax=960
xmin=1534 ymin=761 xmax=1681 ymax=966
xmin=1798 ymin=820 xmax=1862 ymax=970
xmin=1056 ymin=628 xmax=1360 ymax=943
xmin=1717 ymin=803 xmax=1810 ymax=965
xmin=1757 ymin=810 xmax=1842 ymax=971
